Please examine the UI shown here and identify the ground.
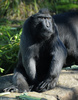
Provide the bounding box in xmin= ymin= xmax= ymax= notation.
xmin=0 ymin=70 xmax=78 ymax=100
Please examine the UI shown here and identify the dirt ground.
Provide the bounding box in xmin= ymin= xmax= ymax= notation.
xmin=0 ymin=70 xmax=78 ymax=100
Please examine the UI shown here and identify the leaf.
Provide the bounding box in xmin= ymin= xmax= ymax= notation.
xmin=0 ymin=68 xmax=4 ymax=73
xmin=0 ymin=50 xmax=2 ymax=52
xmin=16 ymin=93 xmax=47 ymax=100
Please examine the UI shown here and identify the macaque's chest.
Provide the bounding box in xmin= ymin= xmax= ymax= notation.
xmin=36 ymin=43 xmax=52 ymax=81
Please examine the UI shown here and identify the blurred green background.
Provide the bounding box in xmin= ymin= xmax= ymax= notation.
xmin=0 ymin=0 xmax=78 ymax=76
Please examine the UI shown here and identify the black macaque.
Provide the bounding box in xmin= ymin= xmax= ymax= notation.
xmin=4 ymin=8 xmax=67 ymax=93
xmin=53 ymin=11 xmax=78 ymax=67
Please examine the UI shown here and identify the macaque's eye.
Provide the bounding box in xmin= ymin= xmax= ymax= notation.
xmin=47 ymin=17 xmax=51 ymax=19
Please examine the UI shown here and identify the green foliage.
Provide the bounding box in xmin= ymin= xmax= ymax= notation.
xmin=0 ymin=0 xmax=39 ymax=19
xmin=0 ymin=25 xmax=22 ymax=75
xmin=0 ymin=0 xmax=21 ymax=18
xmin=37 ymin=0 xmax=54 ymax=11
xmin=16 ymin=93 xmax=44 ymax=100
xmin=0 ymin=68 xmax=4 ymax=73
xmin=37 ymin=0 xmax=78 ymax=14
xmin=63 ymin=65 xmax=78 ymax=70
xmin=0 ymin=0 xmax=78 ymax=19
xmin=34 ymin=0 xmax=39 ymax=12
xmin=55 ymin=0 xmax=78 ymax=13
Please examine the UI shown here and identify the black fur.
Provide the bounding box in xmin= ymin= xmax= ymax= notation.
xmin=53 ymin=11 xmax=78 ymax=67
xmin=5 ymin=9 xmax=67 ymax=93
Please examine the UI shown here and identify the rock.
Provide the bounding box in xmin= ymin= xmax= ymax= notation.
xmin=0 ymin=74 xmax=13 ymax=92
xmin=0 ymin=70 xmax=78 ymax=100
